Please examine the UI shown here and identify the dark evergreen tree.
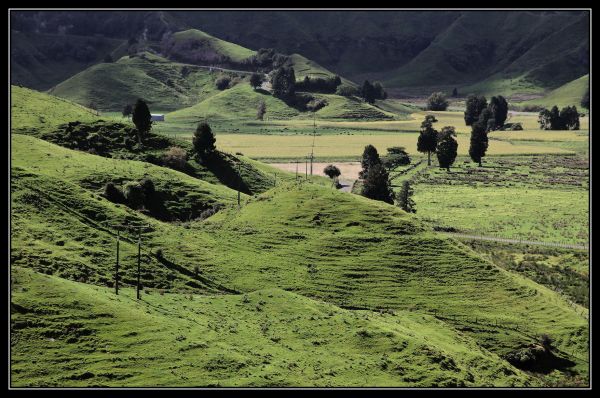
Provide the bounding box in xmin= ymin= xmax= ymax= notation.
xmin=488 ymin=96 xmax=509 ymax=129
xmin=250 ymin=73 xmax=263 ymax=89
xmin=271 ymin=67 xmax=296 ymax=102
xmin=469 ymin=121 xmax=489 ymax=167
xmin=560 ymin=106 xmax=580 ymax=130
xmin=417 ymin=115 xmax=438 ymax=166
xmin=359 ymin=144 xmax=381 ymax=179
xmin=132 ymin=98 xmax=152 ymax=144
xmin=397 ymin=180 xmax=416 ymax=213
xmin=193 ymin=122 xmax=216 ymax=159
xmin=464 ymin=95 xmax=488 ymax=126
xmin=436 ymin=126 xmax=458 ymax=171
xmin=361 ymin=163 xmax=394 ymax=204
xmin=361 ymin=80 xmax=376 ymax=104
xmin=452 ymin=88 xmax=458 ymax=97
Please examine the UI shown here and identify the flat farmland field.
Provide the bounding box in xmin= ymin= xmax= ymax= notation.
xmin=401 ymin=155 xmax=589 ymax=245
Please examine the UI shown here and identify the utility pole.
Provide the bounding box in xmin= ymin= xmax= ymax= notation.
xmin=310 ymin=114 xmax=316 ymax=176
xmin=136 ymin=227 xmax=141 ymax=300
xmin=115 ymin=230 xmax=120 ymax=295
xmin=237 ymin=162 xmax=241 ymax=209
xmin=295 ymin=160 xmax=299 ymax=181
xmin=273 ymin=172 xmax=277 ymax=187
xmin=305 ymin=156 xmax=308 ymax=179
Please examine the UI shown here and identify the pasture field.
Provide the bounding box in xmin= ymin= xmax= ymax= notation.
xmin=395 ymin=155 xmax=589 ymax=246
xmin=154 ymin=110 xmax=588 ymax=161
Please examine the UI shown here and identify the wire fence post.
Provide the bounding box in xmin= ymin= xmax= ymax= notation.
xmin=136 ymin=227 xmax=141 ymax=300
xmin=115 ymin=230 xmax=120 ymax=295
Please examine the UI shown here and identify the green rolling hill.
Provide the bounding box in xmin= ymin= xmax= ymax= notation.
xmin=10 ymin=131 xmax=588 ymax=386
xmin=48 ymin=52 xmax=224 ymax=112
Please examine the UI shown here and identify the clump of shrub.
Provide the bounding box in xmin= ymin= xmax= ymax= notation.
xmin=382 ymin=147 xmax=411 ymax=169
xmin=215 ymin=76 xmax=231 ymax=90
xmin=123 ymin=181 xmax=146 ymax=209
xmin=305 ymin=97 xmax=328 ymax=112
xmin=162 ymin=146 xmax=188 ymax=170
xmin=499 ymin=123 xmax=523 ymax=131
xmin=103 ymin=182 xmax=126 ymax=204
xmin=336 ymin=84 xmax=360 ymax=97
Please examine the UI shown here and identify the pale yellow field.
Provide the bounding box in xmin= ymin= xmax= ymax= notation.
xmin=213 ymin=133 xmax=574 ymax=159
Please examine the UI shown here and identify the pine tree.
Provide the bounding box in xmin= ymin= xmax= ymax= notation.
xmin=436 ymin=126 xmax=458 ymax=171
xmin=397 ymin=180 xmax=416 ymax=213
xmin=193 ymin=122 xmax=216 ymax=161
xmin=361 ymin=163 xmax=394 ymax=204
xmin=469 ymin=121 xmax=489 ymax=167
xmin=359 ymin=144 xmax=381 ymax=178
xmin=417 ymin=115 xmax=438 ymax=166
xmin=132 ymin=99 xmax=152 ymax=145
xmin=464 ymin=95 xmax=488 ymax=126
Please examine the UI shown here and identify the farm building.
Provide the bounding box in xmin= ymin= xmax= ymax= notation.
xmin=151 ymin=114 xmax=165 ymax=122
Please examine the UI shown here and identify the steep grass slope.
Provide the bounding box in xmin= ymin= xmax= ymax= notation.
xmin=11 ymin=85 xmax=100 ymax=134
xmin=164 ymin=29 xmax=256 ymax=63
xmin=11 ymin=267 xmax=534 ymax=387
xmin=519 ymin=74 xmax=589 ymax=109
xmin=48 ymin=52 xmax=221 ymax=111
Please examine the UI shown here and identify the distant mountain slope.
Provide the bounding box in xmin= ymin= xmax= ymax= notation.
xmin=10 ymin=30 xmax=125 ymax=91
xmin=11 ymin=11 xmax=588 ymax=95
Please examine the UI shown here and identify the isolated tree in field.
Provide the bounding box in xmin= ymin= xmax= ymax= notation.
xmin=436 ymin=126 xmax=458 ymax=171
xmin=257 ymin=100 xmax=267 ymax=120
xmin=271 ymin=66 xmax=296 ymax=102
xmin=417 ymin=115 xmax=438 ymax=166
xmin=560 ymin=106 xmax=580 ymax=130
xmin=132 ymin=99 xmax=152 ymax=144
xmin=452 ymin=88 xmax=458 ymax=97
xmin=250 ymin=73 xmax=264 ymax=90
xmin=122 ymin=104 xmax=133 ymax=119
xmin=359 ymin=144 xmax=382 ymax=178
xmin=464 ymin=95 xmax=487 ymax=126
xmin=469 ymin=121 xmax=489 ymax=167
xmin=323 ymin=164 xmax=341 ymax=181
xmin=361 ymin=80 xmax=376 ymax=104
xmin=361 ymin=163 xmax=395 ymax=204
xmin=397 ymin=180 xmax=416 ymax=213
xmin=426 ymin=92 xmax=449 ymax=111
xmin=488 ymin=96 xmax=508 ymax=129
xmin=581 ymin=88 xmax=590 ymax=110
xmin=193 ymin=122 xmax=216 ymax=160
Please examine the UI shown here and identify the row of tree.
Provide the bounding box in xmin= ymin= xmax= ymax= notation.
xmin=538 ymin=106 xmax=580 ymax=130
xmin=416 ymin=115 xmax=459 ymax=169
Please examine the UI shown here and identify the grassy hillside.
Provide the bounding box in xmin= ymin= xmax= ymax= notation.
xmin=11 ymin=267 xmax=536 ymax=387
xmin=11 ymin=135 xmax=589 ymax=385
xmin=11 ymin=85 xmax=101 ymax=134
xmin=519 ymin=74 xmax=589 ymax=109
xmin=48 ymin=52 xmax=223 ymax=111
xmin=166 ymin=29 xmax=256 ymax=63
